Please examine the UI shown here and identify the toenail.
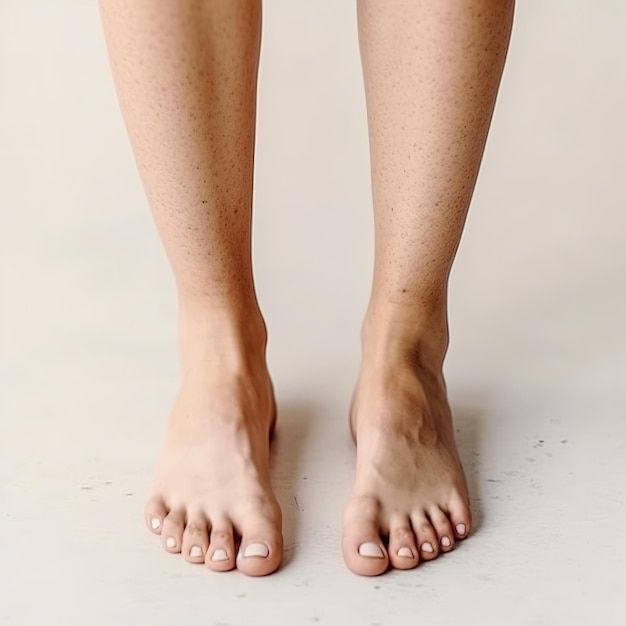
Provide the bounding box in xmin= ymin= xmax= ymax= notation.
xmin=243 ymin=543 xmax=269 ymax=558
xmin=166 ymin=537 xmax=176 ymax=548
xmin=441 ymin=536 xmax=451 ymax=547
xmin=421 ymin=542 xmax=434 ymax=553
xmin=456 ymin=523 xmax=467 ymax=536
xmin=358 ymin=542 xmax=384 ymax=558
xmin=397 ymin=547 xmax=414 ymax=558
xmin=212 ymin=549 xmax=229 ymax=562
xmin=189 ymin=545 xmax=203 ymax=558
xmin=151 ymin=518 xmax=161 ymax=530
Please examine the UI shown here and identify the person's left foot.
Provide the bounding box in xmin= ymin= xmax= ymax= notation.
xmin=342 ymin=318 xmax=472 ymax=576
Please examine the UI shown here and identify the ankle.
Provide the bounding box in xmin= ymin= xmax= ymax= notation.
xmin=360 ymin=302 xmax=449 ymax=370
xmin=177 ymin=298 xmax=268 ymax=373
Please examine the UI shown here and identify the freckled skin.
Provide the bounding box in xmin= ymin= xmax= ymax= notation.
xmin=343 ymin=0 xmax=514 ymax=576
xmin=99 ymin=0 xmax=514 ymax=578
xmin=100 ymin=0 xmax=282 ymax=577
xmin=101 ymin=1 xmax=261 ymax=303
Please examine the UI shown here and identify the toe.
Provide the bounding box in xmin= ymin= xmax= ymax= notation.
xmin=342 ymin=495 xmax=389 ymax=576
xmin=387 ymin=517 xmax=419 ymax=570
xmin=237 ymin=530 xmax=282 ymax=577
xmin=447 ymin=496 xmax=472 ymax=540
xmin=236 ymin=506 xmax=283 ymax=577
xmin=429 ymin=507 xmax=455 ymax=552
xmin=181 ymin=515 xmax=209 ymax=563
xmin=145 ymin=496 xmax=167 ymax=535
xmin=411 ymin=512 xmax=440 ymax=561
xmin=206 ymin=524 xmax=236 ymax=572
xmin=161 ymin=510 xmax=185 ymax=554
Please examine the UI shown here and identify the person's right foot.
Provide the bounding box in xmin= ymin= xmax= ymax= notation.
xmin=144 ymin=306 xmax=283 ymax=577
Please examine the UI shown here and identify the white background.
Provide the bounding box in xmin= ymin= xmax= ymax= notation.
xmin=1 ymin=1 xmax=625 ymax=625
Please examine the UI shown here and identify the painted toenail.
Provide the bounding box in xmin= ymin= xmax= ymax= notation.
xmin=166 ymin=537 xmax=176 ymax=548
xmin=243 ymin=543 xmax=269 ymax=558
xmin=397 ymin=547 xmax=414 ymax=558
xmin=150 ymin=518 xmax=161 ymax=530
xmin=189 ymin=545 xmax=203 ymax=557
xmin=456 ymin=523 xmax=467 ymax=536
xmin=358 ymin=542 xmax=384 ymax=558
xmin=421 ymin=542 xmax=434 ymax=553
xmin=212 ymin=549 xmax=229 ymax=562
xmin=441 ymin=536 xmax=451 ymax=547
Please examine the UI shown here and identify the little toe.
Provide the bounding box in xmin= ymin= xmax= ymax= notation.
xmin=411 ymin=513 xmax=440 ymax=561
xmin=448 ymin=496 xmax=472 ymax=540
xmin=161 ymin=510 xmax=185 ymax=554
xmin=342 ymin=496 xmax=389 ymax=576
xmin=145 ymin=497 xmax=167 ymax=535
xmin=387 ymin=518 xmax=419 ymax=570
xmin=429 ymin=507 xmax=455 ymax=552
xmin=206 ymin=526 xmax=236 ymax=572
xmin=181 ymin=515 xmax=209 ymax=563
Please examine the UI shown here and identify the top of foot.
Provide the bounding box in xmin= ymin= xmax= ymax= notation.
xmin=343 ymin=331 xmax=472 ymax=576
xmin=145 ymin=311 xmax=283 ymax=577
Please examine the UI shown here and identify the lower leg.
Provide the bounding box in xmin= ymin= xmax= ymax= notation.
xmin=100 ymin=0 xmax=282 ymax=576
xmin=343 ymin=0 xmax=514 ymax=575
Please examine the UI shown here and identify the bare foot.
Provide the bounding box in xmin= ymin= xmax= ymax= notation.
xmin=342 ymin=315 xmax=472 ymax=576
xmin=144 ymin=306 xmax=282 ymax=577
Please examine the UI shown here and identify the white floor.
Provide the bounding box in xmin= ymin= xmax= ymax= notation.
xmin=2 ymin=2 xmax=626 ymax=625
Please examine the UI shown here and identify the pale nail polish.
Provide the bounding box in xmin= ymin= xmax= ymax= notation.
xmin=150 ymin=518 xmax=161 ymax=530
xmin=421 ymin=542 xmax=434 ymax=553
xmin=189 ymin=545 xmax=203 ymax=558
xmin=456 ymin=523 xmax=467 ymax=536
xmin=212 ymin=549 xmax=229 ymax=562
xmin=243 ymin=543 xmax=269 ymax=558
xmin=441 ymin=536 xmax=451 ymax=547
xmin=397 ymin=546 xmax=414 ymax=558
xmin=166 ymin=537 xmax=176 ymax=548
xmin=358 ymin=542 xmax=384 ymax=558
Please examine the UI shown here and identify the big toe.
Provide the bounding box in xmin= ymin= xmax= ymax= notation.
xmin=342 ymin=496 xmax=389 ymax=576
xmin=236 ymin=533 xmax=282 ymax=577
xmin=236 ymin=509 xmax=283 ymax=577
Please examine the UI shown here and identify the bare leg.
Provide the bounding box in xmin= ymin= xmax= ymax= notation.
xmin=100 ymin=0 xmax=282 ymax=576
xmin=343 ymin=0 xmax=514 ymax=575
